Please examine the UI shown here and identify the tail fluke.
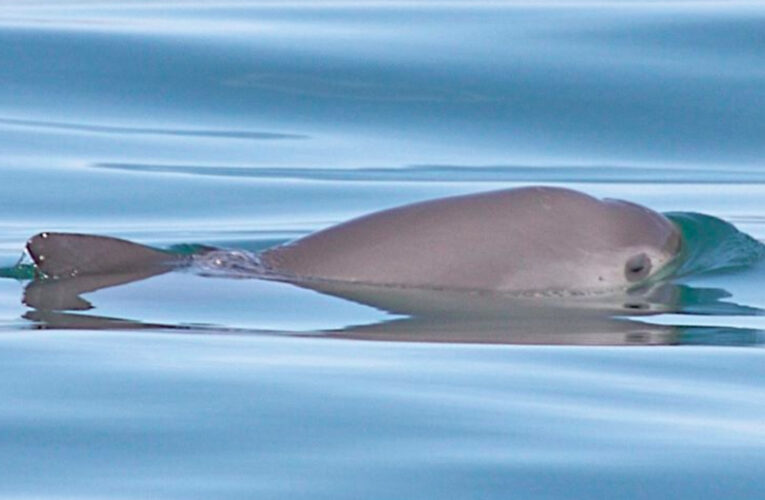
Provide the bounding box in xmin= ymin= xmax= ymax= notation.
xmin=26 ymin=232 xmax=182 ymax=279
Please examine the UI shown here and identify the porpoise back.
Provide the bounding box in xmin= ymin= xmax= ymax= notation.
xmin=261 ymin=186 xmax=681 ymax=293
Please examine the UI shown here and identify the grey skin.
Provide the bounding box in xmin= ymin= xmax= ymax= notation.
xmin=26 ymin=187 xmax=681 ymax=294
xmin=260 ymin=186 xmax=682 ymax=294
xmin=26 ymin=232 xmax=177 ymax=279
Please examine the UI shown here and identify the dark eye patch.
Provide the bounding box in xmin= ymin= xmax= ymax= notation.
xmin=625 ymin=253 xmax=652 ymax=282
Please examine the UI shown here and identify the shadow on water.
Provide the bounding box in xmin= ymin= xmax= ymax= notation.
xmin=4 ymin=212 xmax=765 ymax=346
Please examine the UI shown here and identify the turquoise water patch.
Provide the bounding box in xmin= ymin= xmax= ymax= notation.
xmin=666 ymin=212 xmax=765 ymax=277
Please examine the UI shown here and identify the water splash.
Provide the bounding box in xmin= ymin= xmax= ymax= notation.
xmin=191 ymin=249 xmax=267 ymax=277
xmin=665 ymin=212 xmax=765 ymax=278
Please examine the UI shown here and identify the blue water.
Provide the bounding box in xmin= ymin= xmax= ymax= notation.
xmin=1 ymin=2 xmax=765 ymax=498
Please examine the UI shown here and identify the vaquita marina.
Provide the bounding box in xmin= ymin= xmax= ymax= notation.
xmin=1 ymin=2 xmax=764 ymax=499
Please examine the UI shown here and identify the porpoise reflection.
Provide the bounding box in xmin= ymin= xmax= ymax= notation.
xmin=18 ymin=186 xmax=761 ymax=345
xmin=20 ymin=274 xmax=762 ymax=346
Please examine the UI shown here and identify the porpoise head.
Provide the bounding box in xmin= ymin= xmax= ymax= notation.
xmin=535 ymin=194 xmax=682 ymax=293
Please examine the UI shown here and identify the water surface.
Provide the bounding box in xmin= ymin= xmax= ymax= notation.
xmin=1 ymin=2 xmax=764 ymax=498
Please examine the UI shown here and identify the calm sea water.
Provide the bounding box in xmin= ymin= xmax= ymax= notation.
xmin=1 ymin=2 xmax=765 ymax=498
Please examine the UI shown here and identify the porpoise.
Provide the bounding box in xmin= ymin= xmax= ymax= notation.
xmin=26 ymin=186 xmax=682 ymax=294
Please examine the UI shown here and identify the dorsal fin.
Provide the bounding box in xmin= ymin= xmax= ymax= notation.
xmin=26 ymin=232 xmax=180 ymax=279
